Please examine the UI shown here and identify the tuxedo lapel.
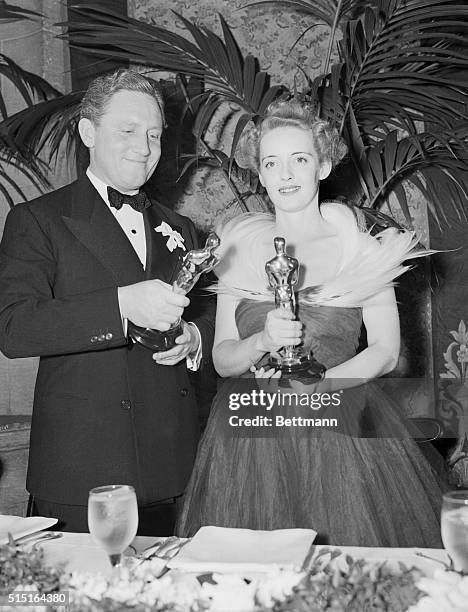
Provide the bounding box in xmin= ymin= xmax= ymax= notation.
xmin=62 ymin=177 xmax=145 ymax=286
xmin=143 ymin=202 xmax=184 ymax=284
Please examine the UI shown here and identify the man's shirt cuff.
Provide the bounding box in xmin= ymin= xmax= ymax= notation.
xmin=186 ymin=322 xmax=202 ymax=371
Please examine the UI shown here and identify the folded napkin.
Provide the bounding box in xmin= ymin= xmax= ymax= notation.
xmin=167 ymin=526 xmax=316 ymax=573
xmin=0 ymin=515 xmax=58 ymax=545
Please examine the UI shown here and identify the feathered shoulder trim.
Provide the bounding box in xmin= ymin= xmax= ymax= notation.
xmin=214 ymin=211 xmax=275 ymax=295
xmin=213 ymin=203 xmax=434 ymax=307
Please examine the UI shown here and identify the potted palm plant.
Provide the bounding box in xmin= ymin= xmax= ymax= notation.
xmin=1 ymin=0 xmax=466 ymax=226
xmin=4 ymin=0 xmax=466 ymax=226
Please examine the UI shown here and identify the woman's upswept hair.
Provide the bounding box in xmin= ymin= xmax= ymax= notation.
xmin=236 ymin=98 xmax=347 ymax=171
xmin=80 ymin=68 xmax=166 ymax=126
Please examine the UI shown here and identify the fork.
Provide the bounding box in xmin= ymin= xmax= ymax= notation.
xmin=30 ymin=532 xmax=63 ymax=550
xmin=136 ymin=536 xmax=189 ymax=571
xmin=10 ymin=531 xmax=63 ymax=549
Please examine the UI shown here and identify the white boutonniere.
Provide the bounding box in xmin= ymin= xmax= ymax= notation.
xmin=154 ymin=221 xmax=186 ymax=252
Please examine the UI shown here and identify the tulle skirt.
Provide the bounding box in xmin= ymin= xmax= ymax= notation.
xmin=177 ymin=377 xmax=446 ymax=547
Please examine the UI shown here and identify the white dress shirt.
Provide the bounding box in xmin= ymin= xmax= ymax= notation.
xmin=86 ymin=169 xmax=202 ymax=370
xmin=87 ymin=169 xmax=147 ymax=266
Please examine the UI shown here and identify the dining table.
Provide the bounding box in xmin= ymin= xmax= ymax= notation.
xmin=3 ymin=531 xmax=457 ymax=612
xmin=31 ymin=531 xmax=449 ymax=577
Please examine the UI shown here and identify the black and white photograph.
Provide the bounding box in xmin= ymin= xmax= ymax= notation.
xmin=0 ymin=1 xmax=467 ymax=610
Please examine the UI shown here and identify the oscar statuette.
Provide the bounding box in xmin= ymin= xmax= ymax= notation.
xmin=265 ymin=236 xmax=325 ymax=380
xmin=128 ymin=232 xmax=220 ymax=351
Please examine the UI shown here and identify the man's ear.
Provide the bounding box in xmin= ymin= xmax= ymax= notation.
xmin=258 ymin=171 xmax=265 ymax=187
xmin=319 ymin=160 xmax=332 ymax=181
xmin=78 ymin=118 xmax=96 ymax=148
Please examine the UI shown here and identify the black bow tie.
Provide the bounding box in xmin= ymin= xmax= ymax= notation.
xmin=107 ymin=186 xmax=151 ymax=213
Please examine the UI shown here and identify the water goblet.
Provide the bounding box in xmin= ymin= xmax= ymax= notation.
xmin=441 ymin=490 xmax=468 ymax=574
xmin=88 ymin=484 xmax=139 ymax=569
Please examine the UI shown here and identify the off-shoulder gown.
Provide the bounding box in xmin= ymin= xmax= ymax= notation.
xmin=177 ymin=205 xmax=445 ymax=546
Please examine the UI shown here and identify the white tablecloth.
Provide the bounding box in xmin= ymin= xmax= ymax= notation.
xmin=38 ymin=533 xmax=158 ymax=576
xmin=34 ymin=532 xmax=449 ymax=578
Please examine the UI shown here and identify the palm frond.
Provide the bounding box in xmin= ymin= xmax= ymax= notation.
xmin=302 ymin=2 xmax=468 ymax=140
xmin=337 ymin=1 xmax=468 ymax=137
xmin=302 ymin=0 xmax=468 ymax=224
xmin=354 ymin=129 xmax=468 ymax=224
xmin=3 ymin=92 xmax=82 ymax=163
xmin=0 ymin=135 xmax=51 ymax=208
xmin=0 ymin=1 xmax=41 ymax=21
xmin=178 ymin=144 xmax=263 ymax=213
xmin=0 ymin=44 xmax=60 ymax=204
xmin=0 ymin=55 xmax=61 ymax=120
xmin=240 ymin=0 xmax=377 ymax=72
xmin=63 ymin=3 xmax=284 ymax=143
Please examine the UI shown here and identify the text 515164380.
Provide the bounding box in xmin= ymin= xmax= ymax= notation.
xmin=0 ymin=591 xmax=69 ymax=607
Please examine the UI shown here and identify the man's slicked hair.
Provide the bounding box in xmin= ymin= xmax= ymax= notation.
xmin=80 ymin=68 xmax=165 ymax=125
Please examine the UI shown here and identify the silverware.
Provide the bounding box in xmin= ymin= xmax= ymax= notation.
xmin=14 ymin=531 xmax=63 ymax=549
xmin=8 ymin=530 xmax=63 ymax=546
xmin=15 ymin=530 xmax=62 ymax=543
xmin=141 ymin=536 xmax=189 ymax=560
xmin=141 ymin=536 xmax=176 ymax=556
xmin=31 ymin=532 xmax=63 ymax=550
xmin=136 ymin=536 xmax=189 ymax=571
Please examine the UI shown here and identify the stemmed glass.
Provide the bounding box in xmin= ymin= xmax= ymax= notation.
xmin=441 ymin=490 xmax=468 ymax=574
xmin=88 ymin=484 xmax=139 ymax=569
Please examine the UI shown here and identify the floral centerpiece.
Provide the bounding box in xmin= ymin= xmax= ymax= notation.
xmin=407 ymin=568 xmax=468 ymax=612
xmin=0 ymin=541 xmax=433 ymax=612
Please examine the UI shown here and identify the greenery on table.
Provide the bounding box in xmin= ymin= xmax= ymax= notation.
xmin=270 ymin=555 xmax=422 ymax=611
xmin=0 ymin=541 xmax=426 ymax=611
xmin=0 ymin=541 xmax=62 ymax=595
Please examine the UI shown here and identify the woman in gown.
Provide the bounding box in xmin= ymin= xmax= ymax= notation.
xmin=177 ymin=99 xmax=445 ymax=546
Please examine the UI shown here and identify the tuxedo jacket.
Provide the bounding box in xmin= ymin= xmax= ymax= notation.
xmin=0 ymin=176 xmax=215 ymax=506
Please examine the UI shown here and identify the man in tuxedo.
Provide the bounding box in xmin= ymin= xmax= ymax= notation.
xmin=0 ymin=69 xmax=215 ymax=535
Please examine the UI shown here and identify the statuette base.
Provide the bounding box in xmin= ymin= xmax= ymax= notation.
xmin=269 ymin=352 xmax=325 ymax=381
xmin=128 ymin=321 xmax=183 ymax=352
